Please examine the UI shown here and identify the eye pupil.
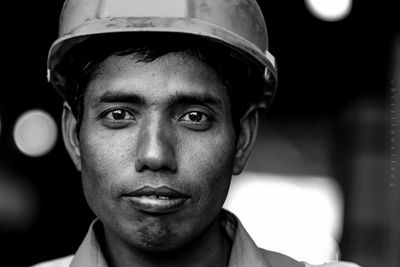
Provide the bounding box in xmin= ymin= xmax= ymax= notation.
xmin=112 ymin=110 xmax=125 ymax=120
xmin=188 ymin=112 xmax=202 ymax=122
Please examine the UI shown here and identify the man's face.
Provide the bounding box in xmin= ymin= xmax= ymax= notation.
xmin=75 ymin=52 xmax=239 ymax=251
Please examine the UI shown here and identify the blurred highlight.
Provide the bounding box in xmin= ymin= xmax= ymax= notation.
xmin=13 ymin=110 xmax=58 ymax=157
xmin=305 ymin=0 xmax=352 ymax=21
xmin=0 ymin=167 xmax=37 ymax=231
xmin=224 ymin=172 xmax=343 ymax=265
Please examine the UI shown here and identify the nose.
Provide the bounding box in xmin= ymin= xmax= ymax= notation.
xmin=135 ymin=116 xmax=177 ymax=173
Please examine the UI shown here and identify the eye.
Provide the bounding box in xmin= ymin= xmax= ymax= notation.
xmin=105 ymin=109 xmax=135 ymax=121
xmin=180 ymin=111 xmax=208 ymax=123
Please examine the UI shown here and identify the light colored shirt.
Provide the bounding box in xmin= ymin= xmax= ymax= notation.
xmin=32 ymin=210 xmax=360 ymax=267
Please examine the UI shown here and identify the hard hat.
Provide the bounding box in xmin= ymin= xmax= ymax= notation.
xmin=48 ymin=0 xmax=277 ymax=109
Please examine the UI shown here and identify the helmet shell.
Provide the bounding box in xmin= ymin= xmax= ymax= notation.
xmin=48 ymin=0 xmax=277 ymax=107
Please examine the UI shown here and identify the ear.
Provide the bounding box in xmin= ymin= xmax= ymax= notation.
xmin=232 ymin=105 xmax=260 ymax=175
xmin=62 ymin=101 xmax=81 ymax=171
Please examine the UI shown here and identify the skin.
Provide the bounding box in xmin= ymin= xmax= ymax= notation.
xmin=62 ymin=51 xmax=259 ymax=267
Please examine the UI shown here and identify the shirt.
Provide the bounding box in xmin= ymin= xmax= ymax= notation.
xmin=32 ymin=210 xmax=360 ymax=267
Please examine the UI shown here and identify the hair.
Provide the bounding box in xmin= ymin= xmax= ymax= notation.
xmin=61 ymin=33 xmax=267 ymax=133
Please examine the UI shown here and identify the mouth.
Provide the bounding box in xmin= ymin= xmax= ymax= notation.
xmin=122 ymin=186 xmax=190 ymax=214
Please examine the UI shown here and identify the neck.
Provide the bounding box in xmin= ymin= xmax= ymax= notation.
xmin=100 ymin=213 xmax=232 ymax=267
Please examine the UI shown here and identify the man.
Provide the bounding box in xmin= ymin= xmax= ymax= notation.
xmin=34 ymin=0 xmax=360 ymax=266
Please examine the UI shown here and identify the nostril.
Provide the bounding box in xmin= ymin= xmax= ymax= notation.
xmin=135 ymin=154 xmax=177 ymax=173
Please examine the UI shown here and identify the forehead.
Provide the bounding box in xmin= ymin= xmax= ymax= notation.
xmin=85 ymin=52 xmax=229 ymax=103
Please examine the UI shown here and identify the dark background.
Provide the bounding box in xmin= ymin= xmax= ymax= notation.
xmin=0 ymin=1 xmax=399 ymax=266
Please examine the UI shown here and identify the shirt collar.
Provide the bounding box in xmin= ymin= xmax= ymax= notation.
xmin=69 ymin=210 xmax=272 ymax=267
xmin=69 ymin=220 xmax=108 ymax=267
xmin=222 ymin=210 xmax=272 ymax=267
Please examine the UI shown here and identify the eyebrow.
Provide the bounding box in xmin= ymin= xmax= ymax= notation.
xmin=91 ymin=90 xmax=223 ymax=110
xmin=167 ymin=92 xmax=223 ymax=109
xmin=92 ymin=91 xmax=146 ymax=108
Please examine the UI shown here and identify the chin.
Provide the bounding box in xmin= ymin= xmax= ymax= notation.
xmin=132 ymin=221 xmax=187 ymax=252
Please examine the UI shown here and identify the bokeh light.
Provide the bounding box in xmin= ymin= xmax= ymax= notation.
xmin=0 ymin=168 xmax=38 ymax=231
xmin=13 ymin=110 xmax=58 ymax=157
xmin=305 ymin=0 xmax=352 ymax=21
xmin=224 ymin=172 xmax=343 ymax=264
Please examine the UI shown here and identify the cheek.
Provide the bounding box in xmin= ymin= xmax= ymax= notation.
xmin=179 ymin=128 xmax=236 ymax=205
xmin=79 ymin=126 xmax=135 ymax=212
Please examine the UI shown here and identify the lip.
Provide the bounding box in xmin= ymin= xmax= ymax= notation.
xmin=122 ymin=186 xmax=190 ymax=214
